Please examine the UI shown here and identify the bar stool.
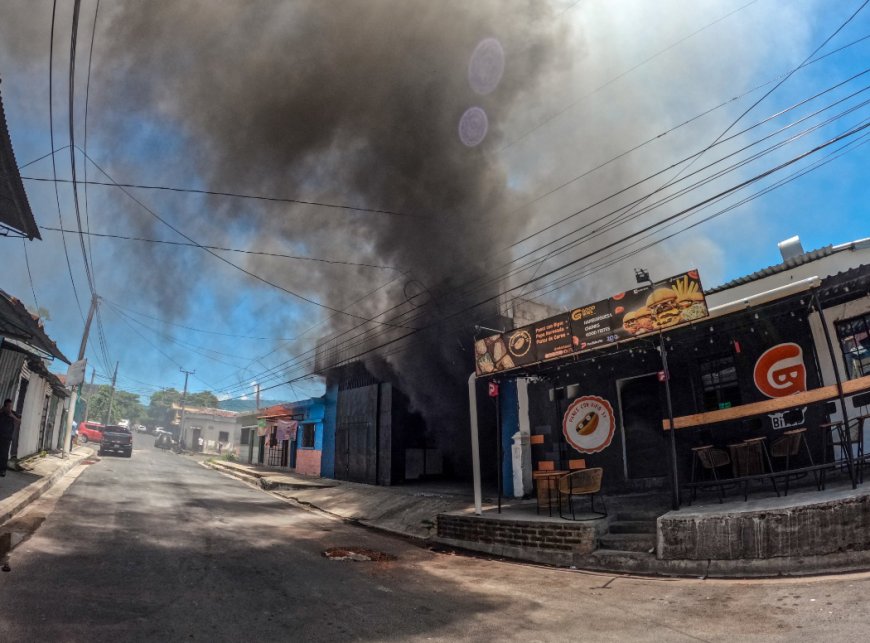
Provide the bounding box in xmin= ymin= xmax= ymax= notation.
xmin=770 ymin=428 xmax=815 ymax=495
xmin=690 ymin=445 xmax=731 ymax=503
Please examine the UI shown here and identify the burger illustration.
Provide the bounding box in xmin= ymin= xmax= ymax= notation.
xmin=578 ymin=411 xmax=599 ymax=436
xmin=633 ymin=306 xmax=656 ymax=334
xmin=646 ymin=288 xmax=680 ymax=328
xmin=622 ymin=310 xmax=638 ymax=335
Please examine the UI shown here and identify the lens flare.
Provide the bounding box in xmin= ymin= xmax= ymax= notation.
xmin=458 ymin=106 xmax=488 ymax=147
xmin=468 ymin=37 xmax=505 ymax=95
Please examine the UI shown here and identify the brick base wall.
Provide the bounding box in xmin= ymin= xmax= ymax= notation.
xmin=436 ymin=514 xmax=599 ymax=556
xmin=295 ymin=449 xmax=322 ymax=476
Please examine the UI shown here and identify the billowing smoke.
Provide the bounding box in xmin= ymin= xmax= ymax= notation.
xmin=88 ymin=0 xmax=569 ymax=463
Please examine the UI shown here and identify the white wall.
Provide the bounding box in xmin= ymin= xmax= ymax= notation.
xmin=17 ymin=368 xmax=49 ymax=457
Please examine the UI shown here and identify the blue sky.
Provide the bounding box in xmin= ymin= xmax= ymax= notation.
xmin=0 ymin=0 xmax=868 ymax=404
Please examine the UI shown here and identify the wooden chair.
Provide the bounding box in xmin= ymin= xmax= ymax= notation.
xmin=771 ymin=428 xmax=818 ymax=494
xmin=690 ymin=445 xmax=731 ymax=503
xmin=556 ymin=467 xmax=605 ymax=521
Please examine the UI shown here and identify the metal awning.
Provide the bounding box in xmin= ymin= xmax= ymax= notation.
xmin=0 ymin=81 xmax=40 ymax=240
xmin=0 ymin=289 xmax=69 ymax=363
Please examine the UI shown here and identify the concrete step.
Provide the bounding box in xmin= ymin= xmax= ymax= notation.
xmin=614 ymin=510 xmax=663 ymax=522
xmin=599 ymin=533 xmax=656 ymax=553
xmin=607 ymin=520 xmax=657 ymax=534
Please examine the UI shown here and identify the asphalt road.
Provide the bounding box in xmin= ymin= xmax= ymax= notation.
xmin=2 ymin=436 xmax=870 ymax=641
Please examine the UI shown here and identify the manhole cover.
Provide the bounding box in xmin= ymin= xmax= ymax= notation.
xmin=322 ymin=547 xmax=396 ymax=562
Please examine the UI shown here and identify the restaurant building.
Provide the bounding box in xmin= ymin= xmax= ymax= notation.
xmin=484 ymin=236 xmax=870 ymax=503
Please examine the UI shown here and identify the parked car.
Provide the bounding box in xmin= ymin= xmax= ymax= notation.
xmin=154 ymin=433 xmax=175 ymax=450
xmin=99 ymin=425 xmax=133 ymax=458
xmin=77 ymin=421 xmax=105 ymax=444
xmin=135 ymin=424 xmax=148 ymax=433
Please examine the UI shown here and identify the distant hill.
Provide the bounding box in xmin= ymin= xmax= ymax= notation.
xmin=217 ymin=399 xmax=290 ymax=413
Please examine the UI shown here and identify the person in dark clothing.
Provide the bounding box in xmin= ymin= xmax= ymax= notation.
xmin=0 ymin=399 xmax=21 ymax=477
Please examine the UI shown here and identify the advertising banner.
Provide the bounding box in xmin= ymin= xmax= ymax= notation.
xmin=474 ymin=269 xmax=709 ymax=377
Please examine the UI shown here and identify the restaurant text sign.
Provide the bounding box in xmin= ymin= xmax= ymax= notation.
xmin=475 ymin=269 xmax=709 ymax=376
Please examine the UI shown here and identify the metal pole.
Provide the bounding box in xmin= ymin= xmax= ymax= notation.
xmin=63 ymin=294 xmax=98 ymax=457
xmin=179 ymin=368 xmax=194 ymax=449
xmin=82 ymin=368 xmax=95 ymax=423
xmin=813 ymin=291 xmax=856 ymax=488
xmin=495 ymin=387 xmax=502 ymax=514
xmin=660 ymin=332 xmax=680 ymax=509
xmin=468 ymin=372 xmax=483 ymax=515
xmin=102 ymin=362 xmax=118 ymax=426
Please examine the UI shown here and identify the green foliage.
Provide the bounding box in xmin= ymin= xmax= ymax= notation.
xmin=84 ymin=385 xmax=146 ymax=425
xmin=146 ymin=388 xmax=220 ymax=427
xmin=220 ymin=451 xmax=238 ymax=462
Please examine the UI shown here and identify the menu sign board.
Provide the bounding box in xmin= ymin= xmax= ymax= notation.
xmin=474 ymin=269 xmax=708 ymax=376
xmin=570 ymin=299 xmax=618 ymax=351
xmin=534 ymin=313 xmax=574 ymax=361
xmin=609 ymin=270 xmax=708 ymax=340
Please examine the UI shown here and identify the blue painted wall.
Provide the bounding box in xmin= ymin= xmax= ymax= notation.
xmin=320 ymin=384 xmax=338 ymax=478
xmin=499 ymin=379 xmax=520 ymax=497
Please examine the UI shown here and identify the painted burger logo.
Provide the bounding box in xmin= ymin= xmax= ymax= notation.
xmin=507 ymin=329 xmax=532 ymax=357
xmin=753 ymin=342 xmax=807 ymax=398
xmin=563 ymin=395 xmax=615 ymax=454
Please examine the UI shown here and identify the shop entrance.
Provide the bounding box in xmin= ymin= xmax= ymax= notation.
xmin=618 ymin=373 xmax=667 ymax=479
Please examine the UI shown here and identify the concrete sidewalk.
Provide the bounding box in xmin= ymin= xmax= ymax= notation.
xmin=203 ymin=458 xmax=486 ymax=539
xmin=0 ymin=447 xmax=93 ymax=525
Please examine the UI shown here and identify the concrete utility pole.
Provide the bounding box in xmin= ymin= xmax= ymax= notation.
xmin=178 ymin=368 xmax=194 ymax=448
xmin=82 ymin=368 xmax=96 ymax=423
xmin=63 ymin=294 xmax=98 ymax=457
xmin=102 ymin=362 xmax=119 ymax=426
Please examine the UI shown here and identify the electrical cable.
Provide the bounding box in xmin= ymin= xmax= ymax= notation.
xmin=75 ymin=150 xmax=416 ymax=329
xmin=48 ymin=0 xmax=85 ymax=321
xmin=36 ymin=226 xmax=400 ymax=271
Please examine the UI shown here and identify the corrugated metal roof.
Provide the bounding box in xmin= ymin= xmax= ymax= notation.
xmin=0 ymin=289 xmax=69 ymax=363
xmin=705 ymin=245 xmax=836 ymax=294
xmin=0 ymin=80 xmax=40 ymax=240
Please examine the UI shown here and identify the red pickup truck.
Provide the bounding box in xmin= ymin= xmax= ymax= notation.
xmin=77 ymin=421 xmax=105 ymax=444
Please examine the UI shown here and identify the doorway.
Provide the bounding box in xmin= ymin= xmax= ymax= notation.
xmin=192 ymin=428 xmax=202 ymax=452
xmin=618 ymin=373 xmax=667 ymax=479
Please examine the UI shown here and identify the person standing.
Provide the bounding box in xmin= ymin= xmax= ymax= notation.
xmin=0 ymin=399 xmax=21 ymax=477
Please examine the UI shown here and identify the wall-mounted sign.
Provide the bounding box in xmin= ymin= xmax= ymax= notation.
xmin=488 ymin=381 xmax=499 ymax=397
xmin=769 ymin=406 xmax=806 ymax=431
xmin=753 ymin=342 xmax=807 ymax=398
xmin=474 ymin=269 xmax=709 ymax=376
xmin=562 ymin=395 xmax=616 ymax=454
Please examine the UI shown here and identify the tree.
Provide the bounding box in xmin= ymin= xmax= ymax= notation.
xmin=146 ymin=389 xmax=219 ymax=427
xmin=84 ymin=385 xmax=146 ymax=425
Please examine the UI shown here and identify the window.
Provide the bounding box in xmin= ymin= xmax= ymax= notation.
xmin=699 ymin=355 xmax=741 ymax=411
xmin=240 ymin=428 xmax=251 ymax=445
xmin=301 ymin=423 xmax=316 ymax=448
xmin=836 ymin=313 xmax=870 ymax=379
xmin=218 ymin=431 xmax=229 ymax=443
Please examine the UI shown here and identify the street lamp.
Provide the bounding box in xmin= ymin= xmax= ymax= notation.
xmin=636 ymin=267 xmax=680 ymax=510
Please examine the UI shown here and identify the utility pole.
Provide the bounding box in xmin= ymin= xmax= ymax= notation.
xmin=178 ymin=368 xmax=194 ymax=449
xmin=102 ymin=362 xmax=119 ymax=426
xmin=255 ymin=382 xmax=260 ymax=411
xmin=63 ymin=294 xmax=98 ymax=457
xmin=82 ymin=368 xmax=96 ymax=423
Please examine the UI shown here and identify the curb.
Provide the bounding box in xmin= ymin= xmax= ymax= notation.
xmin=0 ymin=449 xmax=93 ymax=525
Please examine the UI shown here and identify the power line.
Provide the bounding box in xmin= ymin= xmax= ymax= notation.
xmin=21 ymin=177 xmax=418 ymax=219
xmin=37 ymin=226 xmax=400 ymax=271
xmin=75 ymin=150 xmax=415 ymax=329
xmin=21 ymin=239 xmax=39 ymax=311
xmin=48 ymin=0 xmax=85 ymax=322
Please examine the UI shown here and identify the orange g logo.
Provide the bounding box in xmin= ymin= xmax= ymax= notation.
xmin=753 ymin=343 xmax=806 ymax=398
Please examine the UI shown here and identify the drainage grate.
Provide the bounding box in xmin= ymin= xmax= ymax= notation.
xmin=322 ymin=547 xmax=396 ymax=562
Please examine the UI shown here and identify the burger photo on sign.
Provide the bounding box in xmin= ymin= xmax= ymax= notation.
xmin=646 ymin=287 xmax=681 ymax=329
